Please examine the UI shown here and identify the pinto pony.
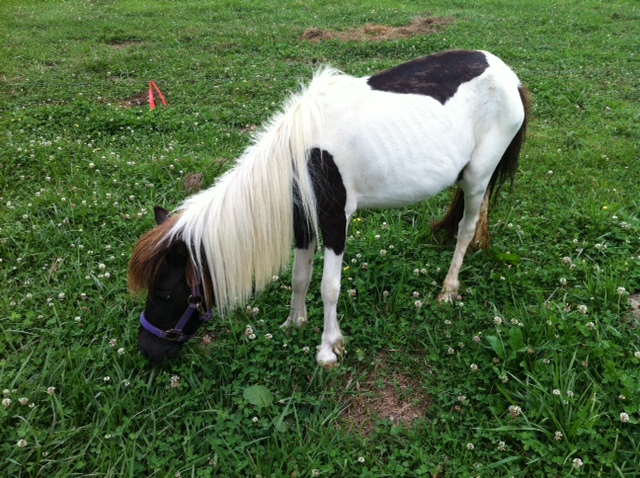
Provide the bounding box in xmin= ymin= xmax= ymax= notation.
xmin=129 ymin=50 xmax=530 ymax=365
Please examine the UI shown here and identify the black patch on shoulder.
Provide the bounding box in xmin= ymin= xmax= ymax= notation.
xmin=367 ymin=50 xmax=489 ymax=105
xmin=293 ymin=148 xmax=347 ymax=255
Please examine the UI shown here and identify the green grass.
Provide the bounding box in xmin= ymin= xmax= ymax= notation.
xmin=1 ymin=0 xmax=639 ymax=476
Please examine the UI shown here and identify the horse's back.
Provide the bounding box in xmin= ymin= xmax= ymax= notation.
xmin=308 ymin=50 xmax=525 ymax=210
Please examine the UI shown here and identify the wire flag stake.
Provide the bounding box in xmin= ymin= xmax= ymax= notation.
xmin=149 ymin=81 xmax=167 ymax=110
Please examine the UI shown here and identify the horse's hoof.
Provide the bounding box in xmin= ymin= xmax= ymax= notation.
xmin=280 ymin=316 xmax=307 ymax=329
xmin=316 ymin=341 xmax=344 ymax=367
xmin=437 ymin=291 xmax=455 ymax=304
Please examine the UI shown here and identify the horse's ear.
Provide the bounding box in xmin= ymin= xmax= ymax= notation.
xmin=154 ymin=206 xmax=170 ymax=225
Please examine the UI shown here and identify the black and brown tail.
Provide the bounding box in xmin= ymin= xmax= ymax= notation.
xmin=431 ymin=85 xmax=531 ymax=247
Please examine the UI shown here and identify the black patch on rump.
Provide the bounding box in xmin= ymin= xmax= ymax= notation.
xmin=367 ymin=50 xmax=489 ymax=105
xmin=294 ymin=148 xmax=347 ymax=255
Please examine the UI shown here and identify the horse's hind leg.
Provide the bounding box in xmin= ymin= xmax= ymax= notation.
xmin=471 ymin=188 xmax=491 ymax=250
xmin=281 ymin=241 xmax=315 ymax=328
xmin=437 ymin=183 xmax=488 ymax=303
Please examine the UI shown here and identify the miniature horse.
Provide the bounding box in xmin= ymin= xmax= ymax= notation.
xmin=129 ymin=50 xmax=530 ymax=365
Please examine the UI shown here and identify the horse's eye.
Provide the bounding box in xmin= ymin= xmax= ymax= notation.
xmin=156 ymin=293 xmax=172 ymax=301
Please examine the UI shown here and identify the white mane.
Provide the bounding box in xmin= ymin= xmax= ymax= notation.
xmin=169 ymin=67 xmax=343 ymax=315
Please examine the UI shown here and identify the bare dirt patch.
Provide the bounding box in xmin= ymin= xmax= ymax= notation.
xmin=108 ymin=41 xmax=141 ymax=49
xmin=116 ymin=91 xmax=148 ymax=108
xmin=626 ymin=293 xmax=640 ymax=328
xmin=183 ymin=173 xmax=204 ymax=193
xmin=301 ymin=16 xmax=452 ymax=43
xmin=342 ymin=355 xmax=431 ymax=434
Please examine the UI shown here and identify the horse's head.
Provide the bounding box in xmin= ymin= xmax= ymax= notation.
xmin=129 ymin=207 xmax=212 ymax=364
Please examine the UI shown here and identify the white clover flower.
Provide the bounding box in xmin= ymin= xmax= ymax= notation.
xmin=170 ymin=375 xmax=180 ymax=388
xmin=117 ymin=348 xmax=125 ymax=356
xmin=469 ymin=363 xmax=478 ymax=372
xmin=2 ymin=398 xmax=11 ymax=409
xmin=577 ymin=304 xmax=588 ymax=314
xmin=412 ymin=291 xmax=420 ymax=298
xmin=46 ymin=387 xmax=56 ymax=395
xmin=635 ymin=351 xmax=640 ymax=359
xmin=17 ymin=439 xmax=27 ymax=448
xmin=447 ymin=347 xmax=455 ymax=355
xmin=508 ymin=405 xmax=522 ymax=418
xmin=109 ymin=339 xmax=117 ymax=347
xmin=380 ymin=249 xmax=387 ymax=257
xmin=252 ymin=416 xmax=259 ymax=423
xmin=620 ymin=412 xmax=630 ymax=423
xmin=554 ymin=431 xmax=563 ymax=441
xmin=559 ymin=277 xmax=567 ymax=286
xmin=552 ymin=389 xmax=561 ymax=396
xmin=414 ymin=300 xmax=422 ymax=309
xmin=493 ymin=316 xmax=503 ymax=326
xmin=497 ymin=441 xmax=506 ymax=451
xmin=617 ymin=286 xmax=626 ymax=296
xmin=265 ymin=333 xmax=273 ymax=341
xmin=572 ymin=458 xmax=583 ymax=469
xmin=466 ymin=443 xmax=475 ymax=451
xmin=357 ymin=457 xmax=365 ymax=463
xmin=18 ymin=397 xmax=29 ymax=406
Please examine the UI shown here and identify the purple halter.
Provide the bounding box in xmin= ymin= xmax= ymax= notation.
xmin=140 ymin=273 xmax=212 ymax=343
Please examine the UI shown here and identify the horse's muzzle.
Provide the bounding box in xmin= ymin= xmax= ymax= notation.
xmin=138 ymin=327 xmax=184 ymax=363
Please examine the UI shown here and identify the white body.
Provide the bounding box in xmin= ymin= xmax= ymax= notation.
xmin=172 ymin=51 xmax=527 ymax=366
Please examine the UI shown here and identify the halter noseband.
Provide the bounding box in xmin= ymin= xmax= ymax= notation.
xmin=139 ymin=273 xmax=212 ymax=343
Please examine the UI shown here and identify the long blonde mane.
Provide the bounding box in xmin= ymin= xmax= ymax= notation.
xmin=169 ymin=67 xmax=342 ymax=315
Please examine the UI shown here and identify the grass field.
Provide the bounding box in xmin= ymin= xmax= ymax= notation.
xmin=1 ymin=0 xmax=639 ymax=476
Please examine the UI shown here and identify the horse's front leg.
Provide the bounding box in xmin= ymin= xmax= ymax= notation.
xmin=281 ymin=241 xmax=315 ymax=328
xmin=316 ymin=248 xmax=345 ymax=366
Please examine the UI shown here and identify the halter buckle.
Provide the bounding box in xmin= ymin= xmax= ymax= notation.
xmin=163 ymin=329 xmax=184 ymax=342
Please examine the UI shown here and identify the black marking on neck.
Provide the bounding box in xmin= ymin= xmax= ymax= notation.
xmin=293 ymin=148 xmax=347 ymax=255
xmin=367 ymin=50 xmax=489 ymax=105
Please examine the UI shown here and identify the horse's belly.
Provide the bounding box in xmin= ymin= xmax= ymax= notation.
xmin=315 ymin=84 xmax=478 ymax=211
